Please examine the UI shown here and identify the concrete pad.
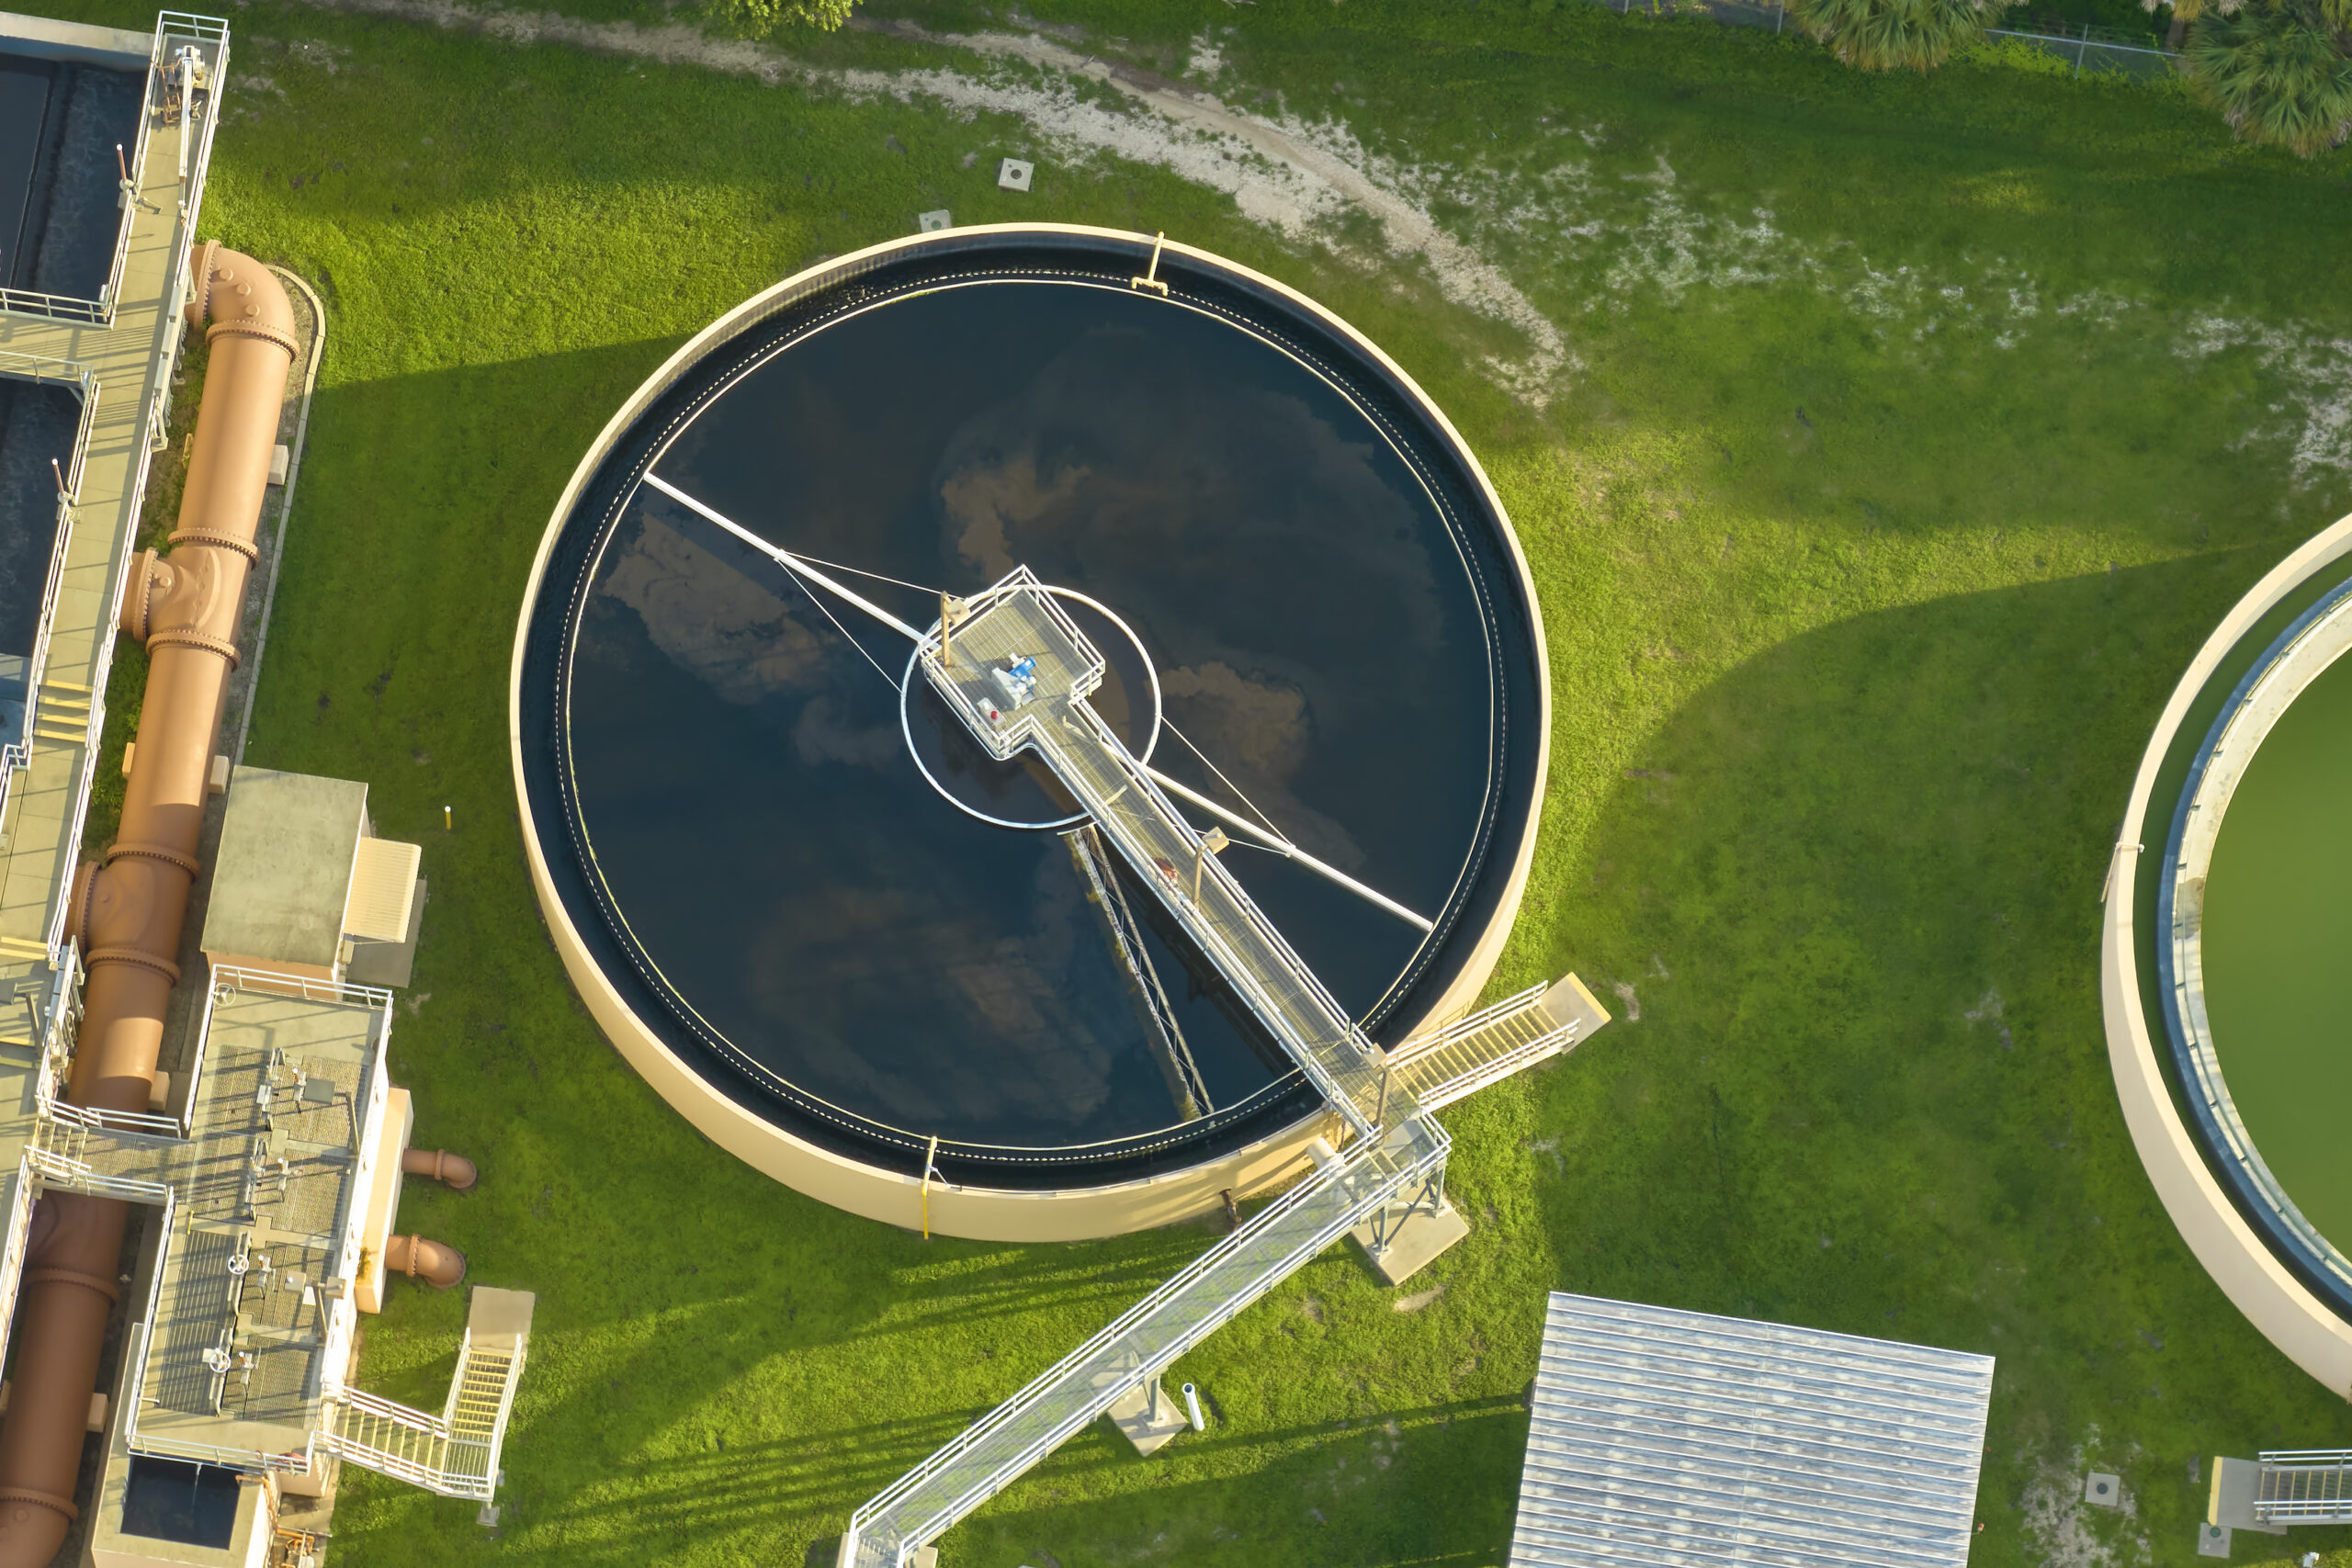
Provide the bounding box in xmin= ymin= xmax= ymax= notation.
xmin=2211 ymin=1456 xmax=2290 ymax=1534
xmin=918 ymin=209 xmax=952 ymax=232
xmin=998 ymin=158 xmax=1033 ymax=192
xmin=2198 ymin=1522 xmax=2232 ymax=1557
xmin=1351 ymin=1199 xmax=1469 ymax=1286
xmin=1105 ymin=1380 xmax=1185 ymax=1455
xmin=2086 ymin=1471 xmax=2121 ymax=1508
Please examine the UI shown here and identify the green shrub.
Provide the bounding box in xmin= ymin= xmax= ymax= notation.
xmin=1790 ymin=0 xmax=2018 ymax=70
xmin=701 ymin=0 xmax=852 ymax=37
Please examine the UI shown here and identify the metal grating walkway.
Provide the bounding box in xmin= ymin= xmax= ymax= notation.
xmin=839 ymin=570 xmax=1604 ymax=1567
xmin=2255 ymin=1451 xmax=2352 ymax=1525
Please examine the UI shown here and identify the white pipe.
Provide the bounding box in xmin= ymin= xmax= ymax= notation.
xmin=1182 ymin=1382 xmax=1204 ymax=1431
xmin=642 ymin=472 xmax=926 ymax=642
xmin=1145 ymin=767 xmax=1435 ymax=933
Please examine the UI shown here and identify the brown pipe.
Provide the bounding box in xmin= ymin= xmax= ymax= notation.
xmin=0 ymin=247 xmax=292 ymax=1568
xmin=400 ymin=1147 xmax=479 ymax=1191
xmin=383 ymin=1235 xmax=467 ymax=1290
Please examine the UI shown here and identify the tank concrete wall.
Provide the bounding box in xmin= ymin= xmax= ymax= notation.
xmin=510 ymin=225 xmax=1552 ymax=1240
xmin=2102 ymin=510 xmax=2352 ymax=1396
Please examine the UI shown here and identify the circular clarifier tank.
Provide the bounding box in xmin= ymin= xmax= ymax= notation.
xmin=512 ymin=227 xmax=1548 ymax=1238
xmin=2154 ymin=562 xmax=2352 ymax=1312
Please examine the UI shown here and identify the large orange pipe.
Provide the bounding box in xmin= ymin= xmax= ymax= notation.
xmin=0 ymin=245 xmax=293 ymax=1568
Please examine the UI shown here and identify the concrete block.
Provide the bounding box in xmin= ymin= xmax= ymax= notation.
xmin=999 ymin=158 xmax=1034 ymax=192
xmin=2086 ymin=1472 xmax=2121 ymax=1508
xmin=269 ymin=443 xmax=290 ymax=485
xmin=1351 ymin=1199 xmax=1469 ymax=1286
xmin=478 ymin=1503 xmax=500 ymax=1528
xmin=1105 ymin=1379 xmax=1185 ymax=1456
xmin=2211 ymin=1456 xmax=2290 ymax=1535
xmin=2198 ymin=1523 xmax=2232 ymax=1558
xmin=917 ymin=209 xmax=952 ymax=233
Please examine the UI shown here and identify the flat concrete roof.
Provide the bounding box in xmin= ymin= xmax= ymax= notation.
xmin=203 ymin=768 xmax=366 ymax=971
xmin=0 ymin=10 xmax=151 ymax=67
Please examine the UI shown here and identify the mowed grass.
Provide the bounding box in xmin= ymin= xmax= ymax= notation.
xmin=32 ymin=0 xmax=2352 ymax=1562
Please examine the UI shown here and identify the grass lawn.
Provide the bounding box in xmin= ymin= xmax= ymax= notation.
xmin=35 ymin=0 xmax=2352 ymax=1561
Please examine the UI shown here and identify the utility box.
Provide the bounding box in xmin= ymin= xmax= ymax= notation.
xmin=201 ymin=767 xmax=424 ymax=986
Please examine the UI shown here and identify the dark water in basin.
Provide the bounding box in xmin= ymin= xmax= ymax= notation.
xmin=543 ymin=262 xmax=1535 ymax=1182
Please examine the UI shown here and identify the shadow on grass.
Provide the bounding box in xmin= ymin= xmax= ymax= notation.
xmin=1522 ymin=545 xmax=2352 ymax=1557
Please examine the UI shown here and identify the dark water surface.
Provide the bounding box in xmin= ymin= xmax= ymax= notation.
xmin=545 ymin=264 xmax=1536 ymax=1181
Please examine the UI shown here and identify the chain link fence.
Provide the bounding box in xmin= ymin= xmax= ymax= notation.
xmin=1573 ymin=0 xmax=2185 ymax=80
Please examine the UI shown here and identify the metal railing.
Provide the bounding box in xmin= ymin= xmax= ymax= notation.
xmin=1068 ymin=823 xmax=1210 ymax=1117
xmin=1384 ymin=980 xmax=1587 ymax=1111
xmin=0 ymin=1156 xmax=42 ymax=1374
xmin=0 ymin=357 xmax=96 ymax=778
xmin=320 ymin=1330 xmax=527 ymax=1500
xmin=2256 ymin=1451 xmax=2352 ymax=1524
xmin=847 ymin=573 xmax=1470 ymax=1566
xmin=842 ymin=1118 xmax=1448 ymax=1566
xmin=918 ymin=573 xmax=1407 ymax=1139
xmin=0 ymin=16 xmax=167 ymax=322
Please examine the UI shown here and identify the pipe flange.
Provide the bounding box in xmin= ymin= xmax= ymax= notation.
xmin=85 ymin=947 xmax=182 ymax=985
xmin=204 ymin=319 xmax=300 ymax=358
xmin=183 ymin=238 xmax=221 ymax=329
xmin=164 ymin=527 xmax=261 ymax=564
xmin=141 ymin=629 xmax=242 ymax=670
xmin=105 ymin=841 xmax=202 ymax=877
xmin=23 ymin=1266 xmax=119 ymax=1305
xmin=0 ymin=1485 xmax=78 ymax=1525
xmin=119 ymin=548 xmax=159 ymax=641
xmin=63 ymin=862 xmax=97 ymax=951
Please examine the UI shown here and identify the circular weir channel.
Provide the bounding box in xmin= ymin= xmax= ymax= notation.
xmin=513 ymin=227 xmax=1548 ymax=1239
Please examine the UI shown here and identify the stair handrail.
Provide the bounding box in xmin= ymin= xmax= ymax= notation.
xmin=846 ymin=1119 xmax=1447 ymax=1563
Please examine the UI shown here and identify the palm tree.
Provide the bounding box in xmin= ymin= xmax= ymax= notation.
xmin=2186 ymin=0 xmax=2352 ymax=157
xmin=1790 ymin=0 xmax=2019 ymax=71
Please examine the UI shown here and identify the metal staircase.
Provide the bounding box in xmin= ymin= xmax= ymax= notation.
xmin=322 ymin=1312 xmax=529 ymax=1500
xmin=1385 ymin=978 xmax=1594 ymax=1111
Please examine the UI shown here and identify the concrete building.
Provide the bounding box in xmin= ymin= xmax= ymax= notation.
xmin=0 ymin=13 xmax=527 ymax=1565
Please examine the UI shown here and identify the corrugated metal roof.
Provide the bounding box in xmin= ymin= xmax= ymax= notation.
xmin=344 ymin=836 xmax=421 ymax=943
xmin=1510 ymin=1292 xmax=1994 ymax=1568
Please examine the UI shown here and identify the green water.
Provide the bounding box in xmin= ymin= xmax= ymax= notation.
xmin=2202 ymin=644 xmax=2352 ymax=1253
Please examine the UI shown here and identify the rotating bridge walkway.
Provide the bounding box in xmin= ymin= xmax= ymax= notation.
xmin=839 ymin=569 xmax=1604 ymax=1568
